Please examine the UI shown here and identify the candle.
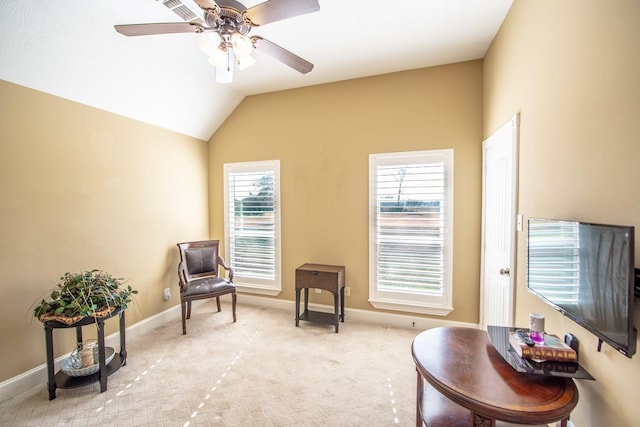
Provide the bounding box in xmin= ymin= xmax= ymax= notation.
xmin=529 ymin=312 xmax=545 ymax=343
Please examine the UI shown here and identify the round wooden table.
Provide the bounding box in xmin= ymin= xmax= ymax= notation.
xmin=412 ymin=327 xmax=578 ymax=427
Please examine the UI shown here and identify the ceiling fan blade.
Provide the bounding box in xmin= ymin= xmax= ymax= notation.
xmin=114 ymin=22 xmax=205 ymax=37
xmin=246 ymin=0 xmax=320 ymax=26
xmin=193 ymin=0 xmax=220 ymax=11
xmin=252 ymin=36 xmax=313 ymax=74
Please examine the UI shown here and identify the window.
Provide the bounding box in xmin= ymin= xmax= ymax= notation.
xmin=369 ymin=150 xmax=453 ymax=315
xmin=224 ymin=160 xmax=281 ymax=295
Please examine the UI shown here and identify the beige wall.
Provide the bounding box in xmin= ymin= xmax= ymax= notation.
xmin=209 ymin=60 xmax=483 ymax=322
xmin=484 ymin=1 xmax=640 ymax=426
xmin=0 ymin=80 xmax=209 ymax=382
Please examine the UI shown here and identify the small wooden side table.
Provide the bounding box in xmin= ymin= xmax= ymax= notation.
xmin=44 ymin=308 xmax=127 ymax=400
xmin=295 ymin=263 xmax=345 ymax=333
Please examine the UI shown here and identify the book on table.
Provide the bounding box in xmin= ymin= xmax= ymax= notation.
xmin=509 ymin=330 xmax=578 ymax=362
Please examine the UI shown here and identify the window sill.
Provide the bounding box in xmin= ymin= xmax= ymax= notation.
xmin=368 ymin=298 xmax=453 ymax=316
xmin=235 ymin=283 xmax=281 ymax=297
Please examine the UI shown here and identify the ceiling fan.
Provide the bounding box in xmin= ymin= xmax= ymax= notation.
xmin=114 ymin=0 xmax=320 ymax=83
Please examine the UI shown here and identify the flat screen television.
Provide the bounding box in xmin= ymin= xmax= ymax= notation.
xmin=527 ymin=217 xmax=636 ymax=358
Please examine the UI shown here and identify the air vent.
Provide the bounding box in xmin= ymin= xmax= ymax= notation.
xmin=156 ymin=0 xmax=204 ymax=24
xmin=162 ymin=0 xmax=182 ymax=8
xmin=172 ymin=5 xmax=198 ymax=21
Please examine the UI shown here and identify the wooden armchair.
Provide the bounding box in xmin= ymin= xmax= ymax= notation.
xmin=177 ymin=240 xmax=237 ymax=335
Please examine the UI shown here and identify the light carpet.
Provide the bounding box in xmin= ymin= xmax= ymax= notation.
xmin=0 ymin=301 xmax=420 ymax=426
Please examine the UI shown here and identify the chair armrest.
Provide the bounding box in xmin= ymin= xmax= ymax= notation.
xmin=217 ymin=256 xmax=234 ymax=282
xmin=178 ymin=261 xmax=189 ymax=289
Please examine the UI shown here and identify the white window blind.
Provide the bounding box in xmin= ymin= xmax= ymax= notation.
xmin=369 ymin=150 xmax=453 ymax=315
xmin=224 ymin=161 xmax=281 ymax=294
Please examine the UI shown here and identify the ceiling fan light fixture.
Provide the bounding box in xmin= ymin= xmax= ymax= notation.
xmin=208 ymin=46 xmax=229 ymax=68
xmin=196 ymin=32 xmax=222 ymax=57
xmin=231 ymin=32 xmax=253 ymax=58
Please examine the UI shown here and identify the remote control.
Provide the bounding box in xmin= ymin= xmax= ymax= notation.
xmin=517 ymin=330 xmax=535 ymax=346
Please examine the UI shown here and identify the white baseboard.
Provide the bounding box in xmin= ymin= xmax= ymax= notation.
xmin=239 ymin=293 xmax=477 ymax=331
xmin=0 ymin=296 xmax=476 ymax=403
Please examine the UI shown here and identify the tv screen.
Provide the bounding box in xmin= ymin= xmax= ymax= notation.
xmin=527 ymin=218 xmax=636 ymax=358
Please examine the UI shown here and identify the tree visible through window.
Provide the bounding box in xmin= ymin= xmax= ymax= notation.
xmin=369 ymin=150 xmax=453 ymax=315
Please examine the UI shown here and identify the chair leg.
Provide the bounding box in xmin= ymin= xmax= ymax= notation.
xmin=232 ymin=292 xmax=237 ymax=322
xmin=216 ymin=296 xmax=221 ymax=312
xmin=181 ymin=301 xmax=187 ymax=335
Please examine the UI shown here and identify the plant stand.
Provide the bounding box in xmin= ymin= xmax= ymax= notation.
xmin=43 ymin=308 xmax=127 ymax=400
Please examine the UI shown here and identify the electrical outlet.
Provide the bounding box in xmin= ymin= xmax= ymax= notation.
xmin=345 ymin=287 xmax=350 ymax=297
xmin=163 ymin=288 xmax=171 ymax=301
xmin=315 ymin=288 xmax=322 ymax=294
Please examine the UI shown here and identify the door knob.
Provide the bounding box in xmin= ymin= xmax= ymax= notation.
xmin=499 ymin=268 xmax=510 ymax=276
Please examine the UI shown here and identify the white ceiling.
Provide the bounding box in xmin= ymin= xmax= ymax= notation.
xmin=0 ymin=0 xmax=513 ymax=141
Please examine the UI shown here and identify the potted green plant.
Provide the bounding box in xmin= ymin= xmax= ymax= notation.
xmin=34 ymin=269 xmax=137 ymax=326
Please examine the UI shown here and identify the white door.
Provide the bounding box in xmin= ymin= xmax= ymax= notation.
xmin=480 ymin=115 xmax=519 ymax=329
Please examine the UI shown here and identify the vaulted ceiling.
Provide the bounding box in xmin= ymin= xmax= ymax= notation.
xmin=0 ymin=0 xmax=513 ymax=140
